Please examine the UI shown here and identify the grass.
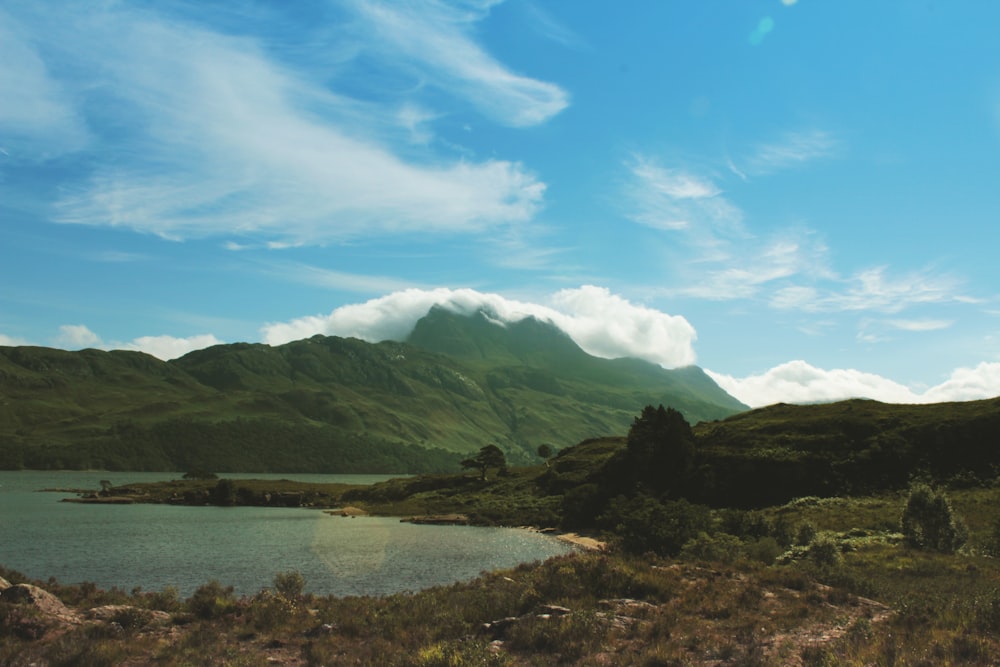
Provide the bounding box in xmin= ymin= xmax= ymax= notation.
xmin=0 ymin=316 xmax=743 ymax=473
xmin=12 ymin=396 xmax=1000 ymax=663
xmin=8 ymin=481 xmax=1000 ymax=665
xmin=0 ymin=553 xmax=901 ymax=666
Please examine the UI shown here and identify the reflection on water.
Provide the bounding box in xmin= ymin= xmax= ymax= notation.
xmin=311 ymin=513 xmax=390 ymax=581
xmin=1 ymin=471 xmax=573 ymax=596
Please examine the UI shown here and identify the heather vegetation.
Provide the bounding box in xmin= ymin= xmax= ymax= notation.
xmin=7 ymin=399 xmax=1000 ymax=663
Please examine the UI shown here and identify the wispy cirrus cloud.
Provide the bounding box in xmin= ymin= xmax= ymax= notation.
xmin=4 ymin=1 xmax=555 ymax=247
xmin=627 ymin=156 xmax=743 ymax=234
xmin=885 ymin=318 xmax=954 ymax=332
xmin=735 ymin=129 xmax=839 ymax=178
xmin=771 ymin=267 xmax=970 ymax=314
xmin=348 ymin=0 xmax=569 ymax=127
xmin=672 ymin=233 xmax=833 ymax=301
xmin=520 ymin=2 xmax=587 ymax=49
xmin=626 ymin=141 xmax=969 ymax=320
xmin=0 ymin=9 xmax=89 ymax=158
xmin=626 ymin=155 xmax=843 ymax=301
xmin=261 ymin=262 xmax=422 ymax=294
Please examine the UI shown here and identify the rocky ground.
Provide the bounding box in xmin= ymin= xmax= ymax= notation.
xmin=0 ymin=558 xmax=897 ymax=667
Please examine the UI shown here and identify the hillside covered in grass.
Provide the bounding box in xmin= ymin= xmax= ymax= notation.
xmin=8 ymin=398 xmax=1000 ymax=664
xmin=0 ymin=308 xmax=746 ymax=473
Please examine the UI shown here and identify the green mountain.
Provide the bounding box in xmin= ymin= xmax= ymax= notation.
xmin=0 ymin=308 xmax=746 ymax=472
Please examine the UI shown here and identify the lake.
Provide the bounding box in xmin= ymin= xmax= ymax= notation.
xmin=0 ymin=471 xmax=574 ymax=597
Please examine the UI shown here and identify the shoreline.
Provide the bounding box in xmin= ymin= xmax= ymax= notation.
xmin=554 ymin=531 xmax=607 ymax=551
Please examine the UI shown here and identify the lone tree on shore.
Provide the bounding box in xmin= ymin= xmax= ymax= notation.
xmin=461 ymin=444 xmax=507 ymax=481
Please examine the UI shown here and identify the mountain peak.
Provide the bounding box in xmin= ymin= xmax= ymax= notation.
xmin=405 ymin=306 xmax=585 ymax=366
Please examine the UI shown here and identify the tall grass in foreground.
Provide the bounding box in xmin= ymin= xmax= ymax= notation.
xmin=5 ymin=486 xmax=1000 ymax=665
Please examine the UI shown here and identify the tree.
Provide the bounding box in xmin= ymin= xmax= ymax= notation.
xmin=274 ymin=570 xmax=305 ymax=598
xmin=624 ymin=404 xmax=696 ymax=494
xmin=537 ymin=443 xmax=554 ymax=466
xmin=901 ymin=484 xmax=968 ymax=553
xmin=461 ymin=444 xmax=507 ymax=481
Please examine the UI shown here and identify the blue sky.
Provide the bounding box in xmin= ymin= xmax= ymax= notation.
xmin=3 ymin=0 xmax=1000 ymax=408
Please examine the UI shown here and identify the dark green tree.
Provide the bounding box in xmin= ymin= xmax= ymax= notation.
xmin=461 ymin=444 xmax=507 ymax=481
xmin=900 ymin=484 xmax=968 ymax=553
xmin=624 ymin=404 xmax=696 ymax=495
xmin=274 ymin=570 xmax=305 ymax=598
xmin=537 ymin=443 xmax=554 ymax=466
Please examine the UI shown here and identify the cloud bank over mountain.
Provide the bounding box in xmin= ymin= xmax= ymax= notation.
xmin=261 ymin=286 xmax=698 ymax=369
xmin=23 ymin=286 xmax=1000 ymax=410
xmin=708 ymin=360 xmax=1000 ymax=408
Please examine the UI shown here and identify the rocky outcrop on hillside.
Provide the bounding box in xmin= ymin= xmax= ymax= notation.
xmin=0 ymin=580 xmax=81 ymax=639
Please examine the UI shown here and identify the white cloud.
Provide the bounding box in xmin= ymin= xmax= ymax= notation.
xmin=0 ymin=333 xmax=30 ymax=347
xmin=0 ymin=9 xmax=89 ymax=158
xmin=708 ymin=360 xmax=1000 ymax=408
xmin=549 ymin=286 xmax=697 ymax=367
xmin=628 ymin=157 xmax=742 ymax=233
xmin=885 ymin=318 xmax=953 ymax=332
xmin=741 ymin=129 xmax=838 ymax=176
xmin=771 ymin=267 xmax=967 ymax=314
xmin=626 ymin=155 xmax=839 ymax=302
xmin=261 ymin=286 xmax=698 ymax=367
xmin=922 ymin=362 xmax=1000 ymax=403
xmin=123 ymin=334 xmax=224 ymax=361
xmin=264 ymin=262 xmax=420 ymax=294
xmin=55 ymin=324 xmax=102 ymax=349
xmin=521 ymin=2 xmax=587 ymax=50
xmin=672 ymin=231 xmax=832 ymax=301
xmin=7 ymin=3 xmax=548 ymax=245
xmin=50 ymin=325 xmax=222 ymax=360
xmin=351 ymin=0 xmax=569 ymax=127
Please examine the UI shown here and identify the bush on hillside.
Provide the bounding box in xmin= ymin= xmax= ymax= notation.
xmin=600 ymin=494 xmax=711 ymax=556
xmin=900 ymin=484 xmax=968 ymax=553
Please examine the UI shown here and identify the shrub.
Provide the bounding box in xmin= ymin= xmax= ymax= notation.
xmin=680 ymin=532 xmax=744 ymax=564
xmin=416 ymin=640 xmax=511 ymax=666
xmin=745 ymin=536 xmax=783 ymax=565
xmin=249 ymin=590 xmax=296 ymax=631
xmin=601 ymin=495 xmax=711 ymax=557
xmin=111 ymin=606 xmax=154 ymax=634
xmin=795 ymin=522 xmax=817 ymax=547
xmin=807 ymin=535 xmax=842 ymax=568
xmin=900 ymin=484 xmax=968 ymax=553
xmin=983 ymin=516 xmax=1000 ymax=557
xmin=187 ymin=580 xmax=237 ymax=619
xmin=274 ymin=570 xmax=305 ymax=599
xmin=144 ymin=586 xmax=181 ymax=612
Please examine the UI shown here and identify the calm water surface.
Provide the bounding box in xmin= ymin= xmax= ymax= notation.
xmin=0 ymin=471 xmax=574 ymax=597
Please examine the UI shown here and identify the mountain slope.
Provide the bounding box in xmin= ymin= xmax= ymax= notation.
xmin=689 ymin=396 xmax=1000 ymax=506
xmin=0 ymin=310 xmax=747 ymax=472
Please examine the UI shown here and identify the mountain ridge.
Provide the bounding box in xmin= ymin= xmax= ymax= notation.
xmin=0 ymin=309 xmax=746 ymax=472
